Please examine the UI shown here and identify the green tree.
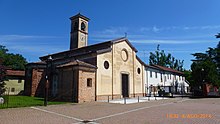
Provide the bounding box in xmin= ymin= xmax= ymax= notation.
xmin=149 ymin=44 xmax=184 ymax=71
xmin=216 ymin=42 xmax=220 ymax=75
xmin=191 ymin=59 xmax=219 ymax=87
xmin=0 ymin=45 xmax=27 ymax=70
xmin=183 ymin=70 xmax=193 ymax=86
xmin=215 ymin=33 xmax=220 ymax=74
xmin=0 ymin=58 xmax=6 ymax=96
xmin=191 ymin=37 xmax=220 ymax=87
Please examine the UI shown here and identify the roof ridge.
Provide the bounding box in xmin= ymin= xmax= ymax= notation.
xmin=152 ymin=65 xmax=183 ymax=74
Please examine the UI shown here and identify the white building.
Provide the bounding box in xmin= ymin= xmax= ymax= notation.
xmin=145 ymin=65 xmax=189 ymax=95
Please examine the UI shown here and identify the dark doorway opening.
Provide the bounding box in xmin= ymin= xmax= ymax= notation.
xmin=122 ymin=74 xmax=129 ymax=98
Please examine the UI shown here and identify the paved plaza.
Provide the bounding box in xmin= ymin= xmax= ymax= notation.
xmin=0 ymin=97 xmax=220 ymax=124
xmin=98 ymin=96 xmax=168 ymax=104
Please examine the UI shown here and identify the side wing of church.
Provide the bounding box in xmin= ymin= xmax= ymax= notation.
xmin=24 ymin=13 xmax=145 ymax=103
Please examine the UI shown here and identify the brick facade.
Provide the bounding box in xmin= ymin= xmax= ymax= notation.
xmin=54 ymin=61 xmax=97 ymax=102
xmin=78 ymin=70 xmax=96 ymax=103
xmin=31 ymin=69 xmax=45 ymax=96
xmin=24 ymin=63 xmax=46 ymax=97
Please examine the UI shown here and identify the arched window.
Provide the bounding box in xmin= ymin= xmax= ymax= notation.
xmin=81 ymin=22 xmax=86 ymax=31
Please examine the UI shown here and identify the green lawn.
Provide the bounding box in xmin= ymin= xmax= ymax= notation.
xmin=0 ymin=96 xmax=68 ymax=109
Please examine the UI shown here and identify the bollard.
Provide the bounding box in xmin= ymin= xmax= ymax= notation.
xmin=148 ymin=95 xmax=150 ymax=101
xmin=138 ymin=96 xmax=139 ymax=103
xmin=124 ymin=97 xmax=126 ymax=104
xmin=107 ymin=96 xmax=109 ymax=103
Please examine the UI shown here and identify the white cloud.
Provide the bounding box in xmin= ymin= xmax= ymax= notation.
xmin=138 ymin=25 xmax=220 ymax=32
xmin=0 ymin=34 xmax=68 ymax=62
xmin=129 ymin=39 xmax=214 ymax=44
xmin=178 ymin=25 xmax=220 ymax=31
xmin=152 ymin=26 xmax=160 ymax=32
xmin=0 ymin=34 xmax=63 ymax=42
xmin=140 ymin=27 xmax=150 ymax=32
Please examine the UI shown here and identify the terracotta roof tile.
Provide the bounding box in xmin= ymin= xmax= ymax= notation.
xmin=153 ymin=65 xmax=183 ymax=74
xmin=6 ymin=69 xmax=25 ymax=77
xmin=57 ymin=60 xmax=97 ymax=69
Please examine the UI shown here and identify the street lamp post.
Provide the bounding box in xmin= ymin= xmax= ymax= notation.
xmin=44 ymin=76 xmax=49 ymax=106
xmin=44 ymin=55 xmax=52 ymax=106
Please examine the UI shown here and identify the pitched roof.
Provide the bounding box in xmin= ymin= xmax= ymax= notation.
xmin=152 ymin=65 xmax=183 ymax=75
xmin=27 ymin=61 xmax=46 ymax=65
xmin=57 ymin=60 xmax=97 ymax=69
xmin=110 ymin=37 xmax=138 ymax=52
xmin=69 ymin=13 xmax=90 ymax=21
xmin=136 ymin=56 xmax=149 ymax=67
xmin=145 ymin=64 xmax=161 ymax=70
xmin=6 ymin=69 xmax=25 ymax=77
xmin=40 ymin=37 xmax=137 ymax=61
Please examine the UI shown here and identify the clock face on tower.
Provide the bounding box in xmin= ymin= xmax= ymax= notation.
xmin=80 ymin=34 xmax=85 ymax=42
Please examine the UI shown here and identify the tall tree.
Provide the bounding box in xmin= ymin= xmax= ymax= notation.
xmin=216 ymin=42 xmax=220 ymax=74
xmin=191 ymin=58 xmax=219 ymax=86
xmin=184 ymin=70 xmax=193 ymax=86
xmin=149 ymin=44 xmax=184 ymax=71
xmin=191 ymin=34 xmax=220 ymax=87
xmin=215 ymin=34 xmax=220 ymax=74
xmin=0 ymin=58 xmax=6 ymax=96
xmin=0 ymin=45 xmax=27 ymax=70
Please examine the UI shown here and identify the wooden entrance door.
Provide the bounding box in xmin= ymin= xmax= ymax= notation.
xmin=122 ymin=74 xmax=129 ymax=98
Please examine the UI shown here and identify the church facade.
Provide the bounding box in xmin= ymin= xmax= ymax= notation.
xmin=24 ymin=13 xmax=145 ymax=102
xmin=24 ymin=13 xmax=189 ymax=102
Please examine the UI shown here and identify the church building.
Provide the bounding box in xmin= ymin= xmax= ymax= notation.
xmin=24 ymin=13 xmax=145 ymax=102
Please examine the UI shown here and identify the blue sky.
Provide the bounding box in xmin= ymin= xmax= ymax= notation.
xmin=0 ymin=0 xmax=220 ymax=69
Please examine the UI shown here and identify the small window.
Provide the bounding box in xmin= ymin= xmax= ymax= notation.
xmin=18 ymin=79 xmax=22 ymax=83
xmin=137 ymin=68 xmax=141 ymax=74
xmin=87 ymin=78 xmax=92 ymax=87
xmin=150 ymin=71 xmax=152 ymax=78
xmin=11 ymin=88 xmax=15 ymax=92
xmin=81 ymin=22 xmax=86 ymax=31
xmin=155 ymin=72 xmax=157 ymax=78
xmin=104 ymin=61 xmax=109 ymax=69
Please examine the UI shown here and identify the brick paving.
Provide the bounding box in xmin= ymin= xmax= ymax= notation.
xmin=0 ymin=98 xmax=220 ymax=124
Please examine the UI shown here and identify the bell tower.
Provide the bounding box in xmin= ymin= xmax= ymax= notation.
xmin=69 ymin=13 xmax=89 ymax=49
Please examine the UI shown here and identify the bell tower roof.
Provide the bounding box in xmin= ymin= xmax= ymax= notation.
xmin=69 ymin=13 xmax=90 ymax=21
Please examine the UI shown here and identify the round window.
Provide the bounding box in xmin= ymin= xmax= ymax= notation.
xmin=137 ymin=68 xmax=141 ymax=74
xmin=121 ymin=49 xmax=128 ymax=62
xmin=104 ymin=61 xmax=109 ymax=69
